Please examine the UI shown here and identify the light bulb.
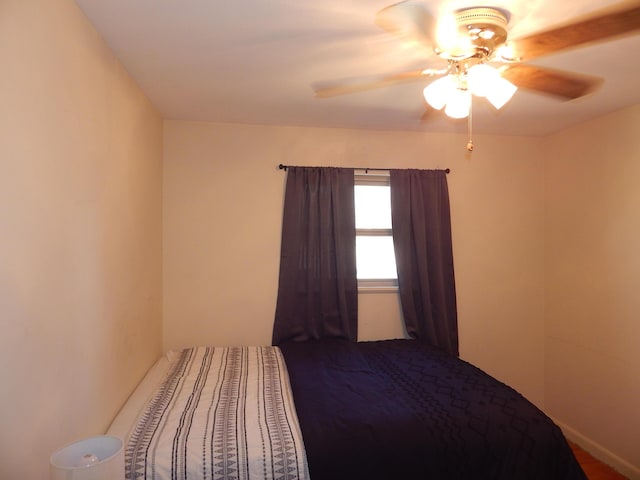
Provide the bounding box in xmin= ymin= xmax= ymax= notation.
xmin=435 ymin=14 xmax=458 ymax=52
xmin=496 ymin=43 xmax=518 ymax=62
xmin=423 ymin=75 xmax=456 ymax=110
xmin=444 ymin=88 xmax=471 ymax=119
xmin=435 ymin=14 xmax=473 ymax=59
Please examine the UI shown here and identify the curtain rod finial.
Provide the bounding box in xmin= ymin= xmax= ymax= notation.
xmin=278 ymin=164 xmax=287 ymax=171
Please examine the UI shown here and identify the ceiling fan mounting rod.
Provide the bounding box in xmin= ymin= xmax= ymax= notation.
xmin=446 ymin=55 xmax=488 ymax=81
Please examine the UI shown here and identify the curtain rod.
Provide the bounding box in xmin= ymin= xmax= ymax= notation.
xmin=278 ymin=164 xmax=450 ymax=174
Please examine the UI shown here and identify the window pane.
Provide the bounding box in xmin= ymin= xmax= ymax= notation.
xmin=356 ymin=236 xmax=397 ymax=279
xmin=355 ymin=185 xmax=392 ymax=229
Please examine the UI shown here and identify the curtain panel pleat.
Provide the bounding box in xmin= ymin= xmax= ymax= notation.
xmin=390 ymin=169 xmax=459 ymax=356
xmin=272 ymin=167 xmax=358 ymax=345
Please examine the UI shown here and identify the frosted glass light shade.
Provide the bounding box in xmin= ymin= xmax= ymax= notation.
xmin=423 ymin=75 xmax=456 ymax=110
xmin=467 ymin=64 xmax=500 ymax=98
xmin=486 ymin=76 xmax=518 ymax=109
xmin=50 ymin=435 xmax=124 ymax=480
xmin=444 ymin=88 xmax=471 ymax=118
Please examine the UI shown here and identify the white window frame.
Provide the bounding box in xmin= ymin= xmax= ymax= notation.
xmin=355 ymin=171 xmax=398 ymax=293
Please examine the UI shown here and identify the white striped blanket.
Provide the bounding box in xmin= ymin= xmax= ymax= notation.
xmin=125 ymin=346 xmax=310 ymax=480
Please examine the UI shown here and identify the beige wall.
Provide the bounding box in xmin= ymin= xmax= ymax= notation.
xmin=0 ymin=1 xmax=163 ymax=478
xmin=545 ymin=105 xmax=640 ymax=477
xmin=3 ymin=1 xmax=636 ymax=477
xmin=163 ymin=120 xmax=546 ymax=407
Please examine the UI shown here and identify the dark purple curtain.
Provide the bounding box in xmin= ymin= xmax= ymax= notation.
xmin=390 ymin=169 xmax=458 ymax=356
xmin=272 ymin=167 xmax=357 ymax=345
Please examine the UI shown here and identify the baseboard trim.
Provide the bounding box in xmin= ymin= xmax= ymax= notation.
xmin=553 ymin=418 xmax=640 ymax=480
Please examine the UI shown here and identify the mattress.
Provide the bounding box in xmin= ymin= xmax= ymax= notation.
xmin=108 ymin=346 xmax=309 ymax=480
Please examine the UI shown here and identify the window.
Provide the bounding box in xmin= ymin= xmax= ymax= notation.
xmin=354 ymin=172 xmax=398 ymax=291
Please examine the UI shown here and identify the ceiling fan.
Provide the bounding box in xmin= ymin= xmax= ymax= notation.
xmin=313 ymin=0 xmax=640 ymax=121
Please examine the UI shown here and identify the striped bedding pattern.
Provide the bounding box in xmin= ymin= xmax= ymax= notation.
xmin=125 ymin=346 xmax=309 ymax=480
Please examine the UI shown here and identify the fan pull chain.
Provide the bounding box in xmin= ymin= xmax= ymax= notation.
xmin=466 ymin=97 xmax=474 ymax=152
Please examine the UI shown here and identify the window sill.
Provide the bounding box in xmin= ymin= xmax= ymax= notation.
xmin=358 ymin=286 xmax=399 ymax=294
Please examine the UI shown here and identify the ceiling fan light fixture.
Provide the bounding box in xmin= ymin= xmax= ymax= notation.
xmin=423 ymin=75 xmax=456 ymax=110
xmin=424 ymin=61 xmax=515 ymax=117
xmin=485 ymin=76 xmax=518 ymax=110
xmin=467 ymin=63 xmax=500 ymax=97
xmin=444 ymin=88 xmax=471 ymax=119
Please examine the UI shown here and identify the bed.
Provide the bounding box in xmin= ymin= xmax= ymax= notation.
xmin=108 ymin=339 xmax=586 ymax=480
xmin=108 ymin=346 xmax=309 ymax=480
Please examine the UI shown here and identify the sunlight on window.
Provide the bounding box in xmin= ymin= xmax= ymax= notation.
xmin=354 ymin=182 xmax=397 ymax=282
xmin=355 ymin=185 xmax=392 ymax=229
xmin=356 ymin=236 xmax=398 ymax=279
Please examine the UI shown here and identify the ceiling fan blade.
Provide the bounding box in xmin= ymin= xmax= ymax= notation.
xmin=420 ymin=107 xmax=442 ymax=123
xmin=313 ymin=70 xmax=428 ymax=98
xmin=511 ymin=1 xmax=640 ymax=61
xmin=375 ymin=1 xmax=436 ymax=48
xmin=500 ymin=64 xmax=603 ymax=100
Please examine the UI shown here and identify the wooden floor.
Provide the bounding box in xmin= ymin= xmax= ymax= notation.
xmin=569 ymin=441 xmax=628 ymax=480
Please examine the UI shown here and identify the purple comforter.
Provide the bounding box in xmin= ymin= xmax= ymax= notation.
xmin=279 ymin=339 xmax=586 ymax=480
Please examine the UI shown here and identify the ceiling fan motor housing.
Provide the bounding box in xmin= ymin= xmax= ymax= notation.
xmin=437 ymin=7 xmax=510 ymax=59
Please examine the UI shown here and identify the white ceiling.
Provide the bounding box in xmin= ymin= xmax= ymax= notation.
xmin=75 ymin=0 xmax=640 ymax=136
